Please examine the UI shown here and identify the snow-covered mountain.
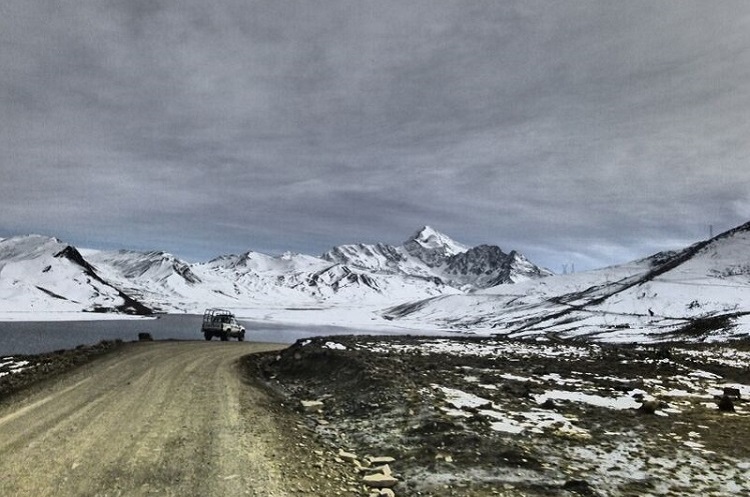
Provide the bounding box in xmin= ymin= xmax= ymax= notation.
xmin=4 ymin=222 xmax=748 ymax=342
xmin=0 ymin=235 xmax=151 ymax=315
xmin=0 ymin=226 xmax=540 ymax=315
xmin=384 ymin=221 xmax=750 ymax=341
xmin=322 ymin=226 xmax=552 ymax=290
xmin=82 ymin=233 xmax=464 ymax=312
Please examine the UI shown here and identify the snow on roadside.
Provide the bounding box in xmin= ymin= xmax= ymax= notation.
xmin=354 ymin=338 xmax=594 ymax=360
xmin=434 ymin=385 xmax=591 ymax=438
xmin=533 ymin=389 xmax=643 ymax=411
xmin=0 ymin=357 xmax=31 ymax=377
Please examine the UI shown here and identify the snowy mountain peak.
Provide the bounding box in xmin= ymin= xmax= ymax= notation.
xmin=403 ymin=226 xmax=469 ymax=267
xmin=406 ymin=226 xmax=468 ymax=253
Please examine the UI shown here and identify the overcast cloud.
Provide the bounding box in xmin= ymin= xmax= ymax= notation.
xmin=2 ymin=1 xmax=749 ymax=271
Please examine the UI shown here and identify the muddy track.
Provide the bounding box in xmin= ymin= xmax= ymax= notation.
xmin=0 ymin=341 xmax=346 ymax=497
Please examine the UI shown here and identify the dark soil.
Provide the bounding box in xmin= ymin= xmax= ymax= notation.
xmin=246 ymin=335 xmax=750 ymax=497
xmin=0 ymin=340 xmax=126 ymax=402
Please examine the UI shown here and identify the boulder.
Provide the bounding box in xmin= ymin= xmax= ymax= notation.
xmin=563 ymin=479 xmax=595 ymax=495
xmin=717 ymin=395 xmax=735 ymax=412
xmin=723 ymin=387 xmax=741 ymax=399
xmin=540 ymin=398 xmax=556 ymax=410
xmin=638 ymin=400 xmax=660 ymax=414
xmin=363 ymin=473 xmax=399 ymax=489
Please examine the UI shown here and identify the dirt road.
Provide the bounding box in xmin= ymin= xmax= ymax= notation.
xmin=0 ymin=341 xmax=337 ymax=497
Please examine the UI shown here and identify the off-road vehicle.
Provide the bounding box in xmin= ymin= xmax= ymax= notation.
xmin=201 ymin=308 xmax=246 ymax=341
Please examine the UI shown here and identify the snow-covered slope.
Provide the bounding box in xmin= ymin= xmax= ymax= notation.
xmin=86 ymin=249 xmax=212 ymax=312
xmin=0 ymin=236 xmax=151 ymax=316
xmin=385 ymin=222 xmax=750 ymax=341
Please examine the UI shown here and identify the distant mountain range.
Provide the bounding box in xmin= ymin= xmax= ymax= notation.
xmin=0 ymin=227 xmax=551 ymax=315
xmin=1 ymin=223 xmax=748 ymax=341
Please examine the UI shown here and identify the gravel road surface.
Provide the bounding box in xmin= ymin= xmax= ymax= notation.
xmin=0 ymin=341 xmax=319 ymax=497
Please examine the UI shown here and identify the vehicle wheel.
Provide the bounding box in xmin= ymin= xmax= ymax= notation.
xmin=204 ymin=332 xmax=212 ymax=341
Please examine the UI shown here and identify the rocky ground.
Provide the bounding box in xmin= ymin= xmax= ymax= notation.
xmin=246 ymin=335 xmax=750 ymax=497
xmin=0 ymin=339 xmax=125 ymax=400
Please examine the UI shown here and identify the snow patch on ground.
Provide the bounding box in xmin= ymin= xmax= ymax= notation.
xmin=0 ymin=357 xmax=32 ymax=377
xmin=263 ymin=334 xmax=750 ymax=496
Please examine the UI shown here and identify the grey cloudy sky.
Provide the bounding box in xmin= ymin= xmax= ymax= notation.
xmin=2 ymin=1 xmax=749 ymax=271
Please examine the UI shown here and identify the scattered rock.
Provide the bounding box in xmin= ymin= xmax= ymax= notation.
xmin=337 ymin=449 xmax=359 ymax=463
xmin=137 ymin=332 xmax=153 ymax=341
xmin=301 ymin=400 xmax=324 ymax=413
xmin=369 ymin=491 xmax=396 ymax=497
xmin=435 ymin=452 xmax=453 ymax=462
xmin=245 ymin=335 xmax=750 ymax=497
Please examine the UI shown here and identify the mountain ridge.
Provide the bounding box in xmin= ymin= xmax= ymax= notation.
xmin=1 ymin=223 xmax=748 ymax=342
xmin=0 ymin=227 xmax=547 ymax=314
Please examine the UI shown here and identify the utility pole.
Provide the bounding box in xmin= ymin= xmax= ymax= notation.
xmin=561 ymin=263 xmax=575 ymax=275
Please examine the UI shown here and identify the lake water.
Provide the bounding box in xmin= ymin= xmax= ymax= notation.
xmin=0 ymin=314 xmax=385 ymax=356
